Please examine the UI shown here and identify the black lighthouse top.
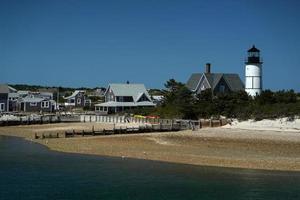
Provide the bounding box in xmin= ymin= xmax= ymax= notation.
xmin=245 ymin=45 xmax=263 ymax=64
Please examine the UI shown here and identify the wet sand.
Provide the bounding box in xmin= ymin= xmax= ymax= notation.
xmin=0 ymin=122 xmax=300 ymax=171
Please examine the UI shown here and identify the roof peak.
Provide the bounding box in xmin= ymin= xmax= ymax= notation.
xmin=248 ymin=45 xmax=260 ymax=52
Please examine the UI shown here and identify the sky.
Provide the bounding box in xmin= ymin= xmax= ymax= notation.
xmin=1 ymin=0 xmax=300 ymax=91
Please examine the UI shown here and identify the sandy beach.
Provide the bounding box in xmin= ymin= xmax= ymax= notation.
xmin=0 ymin=122 xmax=300 ymax=171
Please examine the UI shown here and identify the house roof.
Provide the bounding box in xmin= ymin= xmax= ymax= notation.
xmin=222 ymin=74 xmax=245 ymax=91
xmin=106 ymin=83 xmax=152 ymax=102
xmin=0 ymin=84 xmax=17 ymax=94
xmin=8 ymin=93 xmax=20 ymax=98
xmin=64 ymin=90 xmax=85 ymax=99
xmin=186 ymin=73 xmax=202 ymax=91
xmin=22 ymin=96 xmax=45 ymax=103
xmin=186 ymin=73 xmax=244 ymax=92
xmin=95 ymin=101 xmax=155 ymax=107
xmin=17 ymin=90 xmax=30 ymax=96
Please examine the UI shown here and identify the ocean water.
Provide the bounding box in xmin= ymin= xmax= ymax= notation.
xmin=0 ymin=136 xmax=300 ymax=200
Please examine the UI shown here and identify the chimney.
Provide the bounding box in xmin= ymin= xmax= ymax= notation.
xmin=205 ymin=63 xmax=211 ymax=74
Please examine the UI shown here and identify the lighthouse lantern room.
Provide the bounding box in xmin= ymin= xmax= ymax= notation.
xmin=245 ymin=45 xmax=263 ymax=96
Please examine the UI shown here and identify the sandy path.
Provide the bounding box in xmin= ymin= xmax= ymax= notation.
xmin=0 ymin=122 xmax=300 ymax=171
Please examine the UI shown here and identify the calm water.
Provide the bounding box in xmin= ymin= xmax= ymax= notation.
xmin=0 ymin=136 xmax=300 ymax=200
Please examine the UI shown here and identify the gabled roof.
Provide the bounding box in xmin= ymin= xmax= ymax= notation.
xmin=64 ymin=90 xmax=85 ymax=99
xmin=205 ymin=73 xmax=223 ymax=89
xmin=22 ymin=96 xmax=45 ymax=103
xmin=0 ymin=84 xmax=17 ymax=94
xmin=222 ymin=74 xmax=245 ymax=91
xmin=186 ymin=73 xmax=202 ymax=91
xmin=106 ymin=83 xmax=152 ymax=102
xmin=186 ymin=73 xmax=244 ymax=92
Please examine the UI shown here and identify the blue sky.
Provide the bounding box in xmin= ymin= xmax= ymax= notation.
xmin=1 ymin=0 xmax=300 ymax=91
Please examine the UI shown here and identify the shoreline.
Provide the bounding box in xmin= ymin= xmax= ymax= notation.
xmin=0 ymin=122 xmax=300 ymax=172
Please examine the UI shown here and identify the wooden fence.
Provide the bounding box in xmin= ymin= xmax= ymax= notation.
xmin=80 ymin=115 xmax=228 ymax=129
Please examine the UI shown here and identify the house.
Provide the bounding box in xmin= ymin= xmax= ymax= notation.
xmin=95 ymin=83 xmax=155 ymax=114
xmin=64 ymin=90 xmax=88 ymax=107
xmin=151 ymin=95 xmax=164 ymax=105
xmin=19 ymin=96 xmax=56 ymax=113
xmin=8 ymin=93 xmax=19 ymax=112
xmin=0 ymin=84 xmax=17 ymax=112
xmin=186 ymin=63 xmax=244 ymax=94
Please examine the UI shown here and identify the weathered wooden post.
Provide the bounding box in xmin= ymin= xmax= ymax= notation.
xmin=219 ymin=119 xmax=222 ymax=126
xmin=199 ymin=119 xmax=202 ymax=129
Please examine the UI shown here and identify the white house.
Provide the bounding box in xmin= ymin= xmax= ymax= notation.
xmin=95 ymin=83 xmax=155 ymax=114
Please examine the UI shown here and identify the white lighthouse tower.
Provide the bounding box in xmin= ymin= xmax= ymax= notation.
xmin=245 ymin=45 xmax=263 ymax=96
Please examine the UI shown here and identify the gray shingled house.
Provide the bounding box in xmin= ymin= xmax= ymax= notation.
xmin=95 ymin=83 xmax=155 ymax=114
xmin=19 ymin=96 xmax=56 ymax=113
xmin=64 ymin=90 xmax=87 ymax=107
xmin=186 ymin=63 xmax=244 ymax=94
xmin=0 ymin=84 xmax=17 ymax=112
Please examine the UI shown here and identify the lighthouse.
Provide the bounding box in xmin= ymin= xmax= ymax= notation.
xmin=245 ymin=45 xmax=263 ymax=96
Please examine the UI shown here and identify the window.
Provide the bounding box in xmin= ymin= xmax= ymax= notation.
xmin=201 ymin=84 xmax=206 ymax=91
xmin=219 ymin=85 xmax=225 ymax=93
xmin=104 ymin=107 xmax=108 ymax=111
xmin=41 ymin=101 xmax=49 ymax=108
xmin=77 ymin=98 xmax=81 ymax=104
xmin=0 ymin=103 xmax=4 ymax=111
xmin=30 ymin=102 xmax=37 ymax=107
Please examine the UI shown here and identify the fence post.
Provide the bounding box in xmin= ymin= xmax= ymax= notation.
xmin=199 ymin=119 xmax=202 ymax=129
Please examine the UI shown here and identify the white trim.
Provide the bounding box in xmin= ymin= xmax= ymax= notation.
xmin=41 ymin=101 xmax=49 ymax=108
xmin=195 ymin=74 xmax=212 ymax=92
